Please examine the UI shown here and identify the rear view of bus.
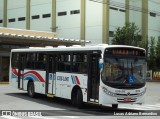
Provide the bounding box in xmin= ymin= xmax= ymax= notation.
xmin=99 ymin=46 xmax=146 ymax=108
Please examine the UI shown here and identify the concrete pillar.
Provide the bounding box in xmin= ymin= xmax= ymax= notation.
xmin=142 ymin=0 xmax=148 ymax=43
xmin=26 ymin=0 xmax=30 ymax=30
xmin=3 ymin=0 xmax=7 ymax=27
xmin=102 ymin=0 xmax=110 ymax=44
xmin=125 ymin=0 xmax=129 ymax=23
xmin=52 ymin=0 xmax=56 ymax=32
xmin=80 ymin=0 xmax=86 ymax=46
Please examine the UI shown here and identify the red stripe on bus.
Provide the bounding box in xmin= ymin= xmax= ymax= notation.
xmin=24 ymin=71 xmax=45 ymax=82
xmin=12 ymin=68 xmax=19 ymax=76
xmin=75 ymin=76 xmax=80 ymax=85
xmin=12 ymin=69 xmax=45 ymax=82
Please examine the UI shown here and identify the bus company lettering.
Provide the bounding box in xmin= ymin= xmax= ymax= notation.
xmin=57 ymin=76 xmax=69 ymax=81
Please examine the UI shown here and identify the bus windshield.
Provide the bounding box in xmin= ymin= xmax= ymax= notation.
xmin=102 ymin=57 xmax=146 ymax=88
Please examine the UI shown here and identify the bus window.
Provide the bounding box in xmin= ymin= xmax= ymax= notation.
xmin=35 ymin=53 xmax=46 ymax=70
xmin=58 ymin=53 xmax=71 ymax=72
xmin=26 ymin=53 xmax=34 ymax=69
xmin=11 ymin=53 xmax=19 ymax=68
xmin=73 ymin=53 xmax=87 ymax=73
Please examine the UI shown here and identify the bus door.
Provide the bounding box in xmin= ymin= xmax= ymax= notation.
xmin=18 ymin=54 xmax=25 ymax=89
xmin=46 ymin=55 xmax=57 ymax=94
xmin=88 ymin=52 xmax=100 ymax=102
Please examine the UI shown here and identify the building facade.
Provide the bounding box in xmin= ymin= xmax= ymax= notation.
xmin=0 ymin=0 xmax=160 ymax=82
xmin=1 ymin=0 xmax=160 ymax=44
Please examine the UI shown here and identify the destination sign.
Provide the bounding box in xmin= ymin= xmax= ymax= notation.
xmin=105 ymin=48 xmax=145 ymax=56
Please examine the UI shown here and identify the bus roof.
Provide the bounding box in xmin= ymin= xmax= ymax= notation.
xmin=11 ymin=44 xmax=145 ymax=53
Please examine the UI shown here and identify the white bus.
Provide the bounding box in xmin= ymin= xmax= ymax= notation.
xmin=9 ymin=44 xmax=147 ymax=108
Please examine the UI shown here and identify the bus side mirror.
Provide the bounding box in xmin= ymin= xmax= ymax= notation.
xmin=99 ymin=59 xmax=104 ymax=69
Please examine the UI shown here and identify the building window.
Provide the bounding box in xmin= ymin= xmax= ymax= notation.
xmin=18 ymin=17 xmax=25 ymax=21
xmin=110 ymin=7 xmax=118 ymax=11
xmin=119 ymin=9 xmax=126 ymax=12
xmin=32 ymin=15 xmax=40 ymax=19
xmin=150 ymin=12 xmax=156 ymax=17
xmin=109 ymin=31 xmax=114 ymax=37
xmin=70 ymin=10 xmax=80 ymax=15
xmin=42 ymin=13 xmax=51 ymax=18
xmin=58 ymin=11 xmax=67 ymax=16
xmin=0 ymin=20 xmax=3 ymax=23
xmin=9 ymin=18 xmax=15 ymax=22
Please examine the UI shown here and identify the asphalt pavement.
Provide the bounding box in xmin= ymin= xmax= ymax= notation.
xmin=0 ymin=82 xmax=159 ymax=119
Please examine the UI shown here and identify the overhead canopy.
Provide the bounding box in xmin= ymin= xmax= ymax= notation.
xmin=0 ymin=27 xmax=89 ymax=47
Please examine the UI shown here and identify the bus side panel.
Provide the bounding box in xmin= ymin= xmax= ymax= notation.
xmin=55 ymin=72 xmax=71 ymax=99
xmin=10 ymin=68 xmax=18 ymax=88
xmin=78 ymin=74 xmax=88 ymax=102
xmin=23 ymin=79 xmax=28 ymax=91
xmin=55 ymin=72 xmax=88 ymax=102
xmin=23 ymin=69 xmax=46 ymax=94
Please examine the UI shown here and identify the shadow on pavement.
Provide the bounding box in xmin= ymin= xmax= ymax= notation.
xmin=5 ymin=92 xmax=142 ymax=116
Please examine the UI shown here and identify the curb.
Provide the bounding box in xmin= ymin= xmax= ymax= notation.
xmin=0 ymin=82 xmax=9 ymax=84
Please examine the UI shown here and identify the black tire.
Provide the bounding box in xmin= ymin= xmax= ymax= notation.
xmin=71 ymin=94 xmax=77 ymax=106
xmin=28 ymin=82 xmax=35 ymax=98
xmin=76 ymin=89 xmax=83 ymax=108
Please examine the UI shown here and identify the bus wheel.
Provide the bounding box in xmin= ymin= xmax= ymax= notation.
xmin=76 ymin=89 xmax=83 ymax=108
xmin=71 ymin=94 xmax=77 ymax=106
xmin=28 ymin=82 xmax=35 ymax=98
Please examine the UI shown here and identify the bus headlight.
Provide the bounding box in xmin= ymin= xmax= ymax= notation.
xmin=137 ymin=91 xmax=145 ymax=96
xmin=137 ymin=88 xmax=146 ymax=96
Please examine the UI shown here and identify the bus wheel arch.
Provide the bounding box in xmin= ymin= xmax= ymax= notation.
xmin=71 ymin=85 xmax=83 ymax=108
xmin=27 ymin=80 xmax=35 ymax=98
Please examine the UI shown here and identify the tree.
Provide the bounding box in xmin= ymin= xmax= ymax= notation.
xmin=155 ymin=36 xmax=160 ymax=69
xmin=112 ymin=22 xmax=143 ymax=47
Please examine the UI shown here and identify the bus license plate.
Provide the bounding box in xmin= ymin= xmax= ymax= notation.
xmin=124 ymin=98 xmax=131 ymax=102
